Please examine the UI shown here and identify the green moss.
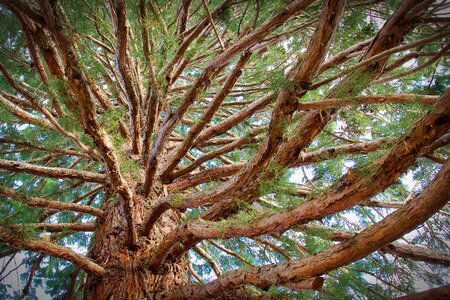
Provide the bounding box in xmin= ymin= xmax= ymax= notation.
xmin=268 ymin=70 xmax=297 ymax=94
xmin=257 ymin=162 xmax=296 ymax=196
xmin=101 ymin=106 xmax=127 ymax=132
xmin=303 ymin=225 xmax=335 ymax=240
xmin=216 ymin=202 xmax=265 ymax=236
xmin=329 ymin=70 xmax=375 ymax=99
xmin=170 ymin=194 xmax=185 ymax=207
xmin=21 ymin=224 xmax=40 ymax=240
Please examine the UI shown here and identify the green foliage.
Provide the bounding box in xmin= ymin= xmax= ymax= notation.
xmin=0 ymin=0 xmax=448 ymax=298
xmin=268 ymin=70 xmax=296 ymax=94
xmin=20 ymin=224 xmax=40 ymax=241
xmin=216 ymin=202 xmax=264 ymax=234
xmin=101 ymin=106 xmax=126 ymax=132
xmin=170 ymin=193 xmax=185 ymax=207
xmin=100 ymin=107 xmax=141 ymax=180
xmin=257 ymin=162 xmax=296 ymax=197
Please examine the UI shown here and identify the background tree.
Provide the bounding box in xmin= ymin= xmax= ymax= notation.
xmin=0 ymin=0 xmax=449 ymax=298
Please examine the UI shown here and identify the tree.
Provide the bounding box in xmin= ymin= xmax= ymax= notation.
xmin=0 ymin=0 xmax=449 ymax=298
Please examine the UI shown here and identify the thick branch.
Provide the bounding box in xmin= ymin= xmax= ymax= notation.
xmin=0 ymin=158 xmax=106 ymax=183
xmin=110 ymin=0 xmax=143 ymax=155
xmin=292 ymin=138 xmax=390 ymax=167
xmin=0 ymin=187 xmax=104 ymax=217
xmin=150 ymin=89 xmax=449 ymax=265
xmin=0 ymin=226 xmax=106 ymax=277
xmin=38 ymin=0 xmax=138 ymax=246
xmin=169 ymin=158 xmax=450 ymax=298
xmin=15 ymin=222 xmax=96 ymax=232
xmin=299 ymin=224 xmax=450 ymax=266
xmin=395 ymin=284 xmax=450 ymax=300
xmin=296 ymin=94 xmax=438 ymax=111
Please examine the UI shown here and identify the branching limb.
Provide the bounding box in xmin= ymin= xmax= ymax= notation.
xmin=193 ymin=94 xmax=274 ymax=145
xmin=311 ymin=29 xmax=450 ymax=90
xmin=0 ymin=225 xmax=106 ymax=277
xmin=395 ymin=284 xmax=450 ymax=300
xmin=176 ymin=0 xmax=192 ymax=36
xmin=61 ymin=267 xmax=81 ymax=300
xmin=187 ymin=261 xmax=204 ymax=284
xmin=0 ymin=158 xmax=106 ymax=183
xmin=0 ymin=94 xmax=53 ymax=129
xmin=158 ymin=0 xmax=346 ymax=213
xmin=167 ymin=164 xmax=244 ymax=191
xmin=37 ymin=0 xmax=138 ymax=246
xmin=110 ymin=0 xmax=143 ymax=155
xmin=168 ymin=158 xmax=450 ymax=298
xmin=297 ymin=224 xmax=450 ymax=266
xmin=161 ymin=53 xmax=252 ymax=180
xmin=151 ymin=89 xmax=449 ymax=262
xmin=143 ymin=0 xmax=315 ymax=196
xmin=162 ymin=0 xmax=235 ymax=83
xmin=292 ymin=138 xmax=390 ymax=167
xmin=296 ymin=94 xmax=438 ymax=111
xmin=169 ymin=133 xmax=260 ymax=181
xmin=208 ymin=240 xmax=254 ymax=267
xmin=0 ymin=187 xmax=104 ymax=217
xmin=318 ymin=38 xmax=372 ymax=74
xmin=21 ymin=254 xmax=45 ymax=298
xmin=0 ymin=138 xmax=93 ymax=160
xmin=374 ymin=43 xmax=450 ymax=84
xmin=193 ymin=244 xmax=222 ymax=277
xmin=13 ymin=222 xmax=97 ymax=232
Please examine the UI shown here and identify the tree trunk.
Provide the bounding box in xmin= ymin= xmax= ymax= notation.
xmin=83 ymin=182 xmax=186 ymax=299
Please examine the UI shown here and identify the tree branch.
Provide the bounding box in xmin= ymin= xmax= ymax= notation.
xmin=168 ymin=157 xmax=450 ymax=298
xmin=296 ymin=94 xmax=438 ymax=111
xmin=395 ymin=284 xmax=450 ymax=300
xmin=14 ymin=222 xmax=96 ymax=232
xmin=38 ymin=0 xmax=138 ymax=246
xmin=142 ymin=0 xmax=315 ymax=196
xmin=150 ymin=89 xmax=449 ymax=265
xmin=110 ymin=0 xmax=143 ymax=155
xmin=0 ymin=187 xmax=104 ymax=217
xmin=161 ymin=52 xmax=252 ymax=180
xmin=0 ymin=225 xmax=106 ymax=277
xmin=298 ymin=224 xmax=450 ymax=266
xmin=0 ymin=158 xmax=106 ymax=183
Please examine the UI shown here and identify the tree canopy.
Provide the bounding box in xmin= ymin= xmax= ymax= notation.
xmin=0 ymin=0 xmax=449 ymax=299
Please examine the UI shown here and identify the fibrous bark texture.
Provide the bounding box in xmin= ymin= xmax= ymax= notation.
xmin=0 ymin=0 xmax=449 ymax=299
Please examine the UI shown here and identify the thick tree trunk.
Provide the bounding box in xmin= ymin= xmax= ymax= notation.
xmin=83 ymin=183 xmax=186 ymax=299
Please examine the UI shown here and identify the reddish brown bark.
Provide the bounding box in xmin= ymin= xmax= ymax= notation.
xmin=0 ymin=0 xmax=447 ymax=298
xmin=0 ymin=226 xmax=106 ymax=277
xmin=299 ymin=224 xmax=450 ymax=266
xmin=0 ymin=158 xmax=106 ymax=183
xmin=0 ymin=187 xmax=104 ymax=217
xmin=395 ymin=284 xmax=450 ymax=300
xmin=169 ymin=159 xmax=450 ymax=298
xmin=83 ymin=184 xmax=187 ymax=299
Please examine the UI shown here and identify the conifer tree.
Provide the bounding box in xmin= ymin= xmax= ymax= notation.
xmin=0 ymin=0 xmax=449 ymax=298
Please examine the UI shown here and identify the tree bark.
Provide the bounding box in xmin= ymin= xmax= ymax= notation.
xmin=83 ymin=183 xmax=187 ymax=299
xmin=395 ymin=284 xmax=450 ymax=300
